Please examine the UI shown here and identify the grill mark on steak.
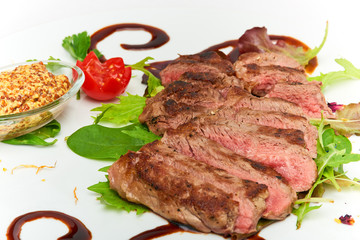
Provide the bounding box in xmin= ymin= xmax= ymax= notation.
xmin=108 ymin=140 xmax=268 ymax=235
xmin=177 ymin=117 xmax=317 ymax=192
xmin=257 ymin=126 xmax=305 ymax=147
xmin=162 ymin=130 xmax=297 ymax=220
xmin=160 ymin=51 xmax=235 ymax=86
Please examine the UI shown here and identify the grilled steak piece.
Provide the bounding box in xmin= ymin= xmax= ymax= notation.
xmin=214 ymin=107 xmax=318 ymax=158
xmin=234 ymin=52 xmax=334 ymax=118
xmin=139 ymin=78 xmax=225 ymax=135
xmin=177 ymin=117 xmax=317 ymax=192
xmin=108 ymin=140 xmax=268 ymax=235
xmin=160 ymin=51 xmax=235 ymax=86
xmin=235 ymin=52 xmax=304 ymax=71
xmin=162 ymin=130 xmax=297 ymax=220
xmin=139 ymin=80 xmax=306 ymax=136
xmin=235 ymin=63 xmax=309 ymax=96
xmin=266 ymin=82 xmax=335 ymax=118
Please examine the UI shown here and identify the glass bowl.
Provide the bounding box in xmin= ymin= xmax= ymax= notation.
xmin=0 ymin=60 xmax=84 ymax=141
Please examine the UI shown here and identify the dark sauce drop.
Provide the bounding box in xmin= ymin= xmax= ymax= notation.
xmin=89 ymin=23 xmax=170 ymax=62
xmin=6 ymin=210 xmax=92 ymax=240
xmin=246 ymin=232 xmax=265 ymax=240
xmin=129 ymin=222 xmax=187 ymax=240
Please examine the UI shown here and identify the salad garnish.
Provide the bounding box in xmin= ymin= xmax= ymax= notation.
xmin=63 ymin=25 xmax=360 ymax=230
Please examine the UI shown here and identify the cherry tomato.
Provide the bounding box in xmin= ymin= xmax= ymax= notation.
xmin=76 ymin=51 xmax=132 ymax=101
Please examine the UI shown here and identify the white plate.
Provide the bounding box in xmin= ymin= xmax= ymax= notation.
xmin=1 ymin=2 xmax=360 ymax=240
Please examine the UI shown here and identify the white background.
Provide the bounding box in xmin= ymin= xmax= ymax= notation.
xmin=1 ymin=0 xmax=360 ymax=239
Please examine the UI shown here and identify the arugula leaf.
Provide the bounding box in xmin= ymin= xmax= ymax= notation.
xmin=92 ymin=93 xmax=146 ymax=125
xmin=88 ymin=180 xmax=148 ymax=214
xmin=62 ymin=31 xmax=102 ymax=61
xmin=130 ymin=57 xmax=164 ymax=97
xmin=2 ymin=120 xmax=60 ymax=146
xmin=293 ymin=22 xmax=328 ymax=66
xmin=308 ymin=58 xmax=360 ymax=89
xmin=66 ymin=123 xmax=159 ymax=160
xmin=294 ymin=117 xmax=360 ymax=228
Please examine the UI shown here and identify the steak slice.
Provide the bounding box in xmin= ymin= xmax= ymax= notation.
xmin=235 ymin=52 xmax=304 ymax=71
xmin=162 ymin=130 xmax=297 ymax=220
xmin=234 ymin=52 xmax=334 ymax=118
xmin=160 ymin=51 xmax=235 ymax=86
xmin=139 ymin=81 xmax=306 ymax=136
xmin=214 ymin=107 xmax=318 ymax=158
xmin=178 ymin=117 xmax=317 ymax=192
xmin=266 ymin=82 xmax=335 ymax=118
xmin=108 ymin=140 xmax=268 ymax=235
xmin=224 ymin=87 xmax=305 ymax=116
xmin=235 ymin=63 xmax=309 ymax=96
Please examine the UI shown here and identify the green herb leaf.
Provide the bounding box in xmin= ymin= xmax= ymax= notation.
xmin=308 ymin=58 xmax=360 ymax=89
xmin=66 ymin=124 xmax=149 ymax=160
xmin=293 ymin=204 xmax=322 ymax=229
xmin=2 ymin=120 xmax=60 ymax=146
xmin=130 ymin=57 xmax=164 ymax=97
xmin=62 ymin=31 xmax=103 ymax=61
xmin=294 ymin=22 xmax=328 ymax=66
xmin=122 ymin=124 xmax=161 ymax=143
xmin=92 ymin=93 xmax=146 ymax=125
xmin=88 ymin=180 xmax=148 ymax=214
xmin=294 ymin=116 xmax=360 ymax=228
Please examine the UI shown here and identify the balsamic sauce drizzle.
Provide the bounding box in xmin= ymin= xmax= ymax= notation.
xmin=129 ymin=222 xmax=187 ymax=240
xmin=6 ymin=210 xmax=92 ymax=240
xmin=89 ymin=23 xmax=170 ymax=62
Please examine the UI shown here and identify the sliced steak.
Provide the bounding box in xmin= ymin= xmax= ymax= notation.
xmin=162 ymin=130 xmax=297 ymax=220
xmin=214 ymin=107 xmax=318 ymax=158
xmin=224 ymin=87 xmax=305 ymax=116
xmin=235 ymin=63 xmax=311 ymax=96
xmin=177 ymin=117 xmax=317 ymax=192
xmin=266 ymin=82 xmax=335 ymax=118
xmin=234 ymin=52 xmax=333 ymax=118
xmin=160 ymin=51 xmax=235 ymax=86
xmin=108 ymin=140 xmax=268 ymax=235
xmin=139 ymin=81 xmax=306 ymax=136
xmin=139 ymin=79 xmax=225 ymax=135
xmin=236 ymin=52 xmax=304 ymax=71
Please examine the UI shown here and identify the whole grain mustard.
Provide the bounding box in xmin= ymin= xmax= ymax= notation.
xmin=0 ymin=62 xmax=70 ymax=115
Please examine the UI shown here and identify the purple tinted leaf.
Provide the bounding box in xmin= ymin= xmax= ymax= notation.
xmin=238 ymin=25 xmax=327 ymax=66
xmin=328 ymin=102 xmax=345 ymax=112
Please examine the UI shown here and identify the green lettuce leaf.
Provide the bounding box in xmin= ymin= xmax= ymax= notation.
xmin=308 ymin=58 xmax=360 ymax=89
xmin=88 ymin=180 xmax=148 ymax=214
xmin=66 ymin=123 xmax=159 ymax=160
xmin=92 ymin=94 xmax=146 ymax=125
xmin=2 ymin=120 xmax=60 ymax=146
xmin=130 ymin=57 xmax=164 ymax=97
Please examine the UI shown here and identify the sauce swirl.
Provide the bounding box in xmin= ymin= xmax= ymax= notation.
xmin=6 ymin=210 xmax=92 ymax=240
xmin=129 ymin=222 xmax=187 ymax=240
xmin=89 ymin=23 xmax=170 ymax=62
